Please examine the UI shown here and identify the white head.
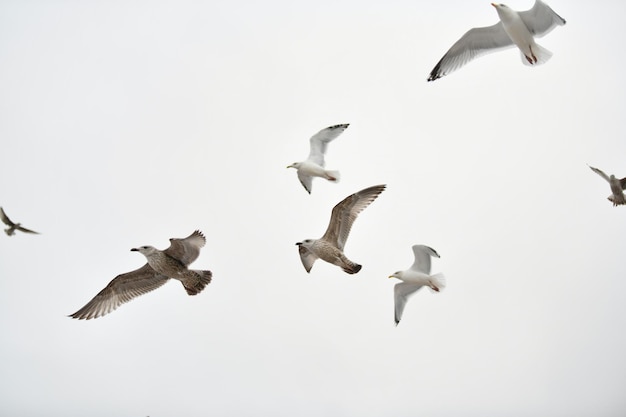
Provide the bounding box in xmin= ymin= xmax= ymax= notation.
xmin=131 ymin=245 xmax=158 ymax=257
xmin=295 ymin=239 xmax=314 ymax=249
xmin=287 ymin=162 xmax=302 ymax=170
xmin=389 ymin=271 xmax=403 ymax=280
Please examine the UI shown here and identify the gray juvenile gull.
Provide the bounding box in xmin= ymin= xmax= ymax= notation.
xmin=389 ymin=245 xmax=446 ymax=326
xmin=588 ymin=164 xmax=626 ymax=207
xmin=0 ymin=207 xmax=39 ymax=236
xmin=296 ymin=184 xmax=386 ymax=274
xmin=287 ymin=123 xmax=349 ymax=194
xmin=427 ymin=0 xmax=566 ymax=81
xmin=69 ymin=230 xmax=212 ymax=320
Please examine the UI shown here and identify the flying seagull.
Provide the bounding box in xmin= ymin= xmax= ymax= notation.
xmin=69 ymin=230 xmax=212 ymax=320
xmin=296 ymin=184 xmax=386 ymax=274
xmin=389 ymin=245 xmax=446 ymax=326
xmin=287 ymin=123 xmax=348 ymax=194
xmin=427 ymin=0 xmax=566 ymax=81
xmin=0 ymin=207 xmax=39 ymax=236
xmin=588 ymin=165 xmax=626 ymax=206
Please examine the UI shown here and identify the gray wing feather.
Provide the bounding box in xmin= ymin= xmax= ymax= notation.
xmin=410 ymin=245 xmax=440 ymax=274
xmin=69 ymin=264 xmax=169 ymax=320
xmin=321 ymin=184 xmax=386 ymax=251
xmin=307 ymin=124 xmax=349 ymax=167
xmin=428 ymin=23 xmax=514 ymax=81
xmin=298 ymin=245 xmax=318 ymax=273
xmin=394 ymin=282 xmax=423 ymax=325
xmin=164 ymin=230 xmax=206 ymax=266
xmin=297 ymin=171 xmax=313 ymax=194
xmin=0 ymin=207 xmax=15 ymax=227
xmin=588 ymin=165 xmax=610 ymax=182
xmin=519 ymin=0 xmax=566 ymax=37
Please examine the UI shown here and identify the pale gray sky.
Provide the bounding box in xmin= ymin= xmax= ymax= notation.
xmin=1 ymin=1 xmax=625 ymax=416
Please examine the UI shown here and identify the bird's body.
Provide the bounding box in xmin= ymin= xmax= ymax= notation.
xmin=296 ymin=184 xmax=386 ymax=274
xmin=69 ymin=230 xmax=212 ymax=320
xmin=588 ymin=165 xmax=626 ymax=206
xmin=0 ymin=207 xmax=39 ymax=236
xmin=288 ymin=124 xmax=348 ymax=194
xmin=427 ymin=0 xmax=566 ymax=81
xmin=389 ymin=245 xmax=445 ymax=325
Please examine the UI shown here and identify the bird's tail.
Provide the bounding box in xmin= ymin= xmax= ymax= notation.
xmin=181 ymin=270 xmax=212 ymax=295
xmin=428 ymin=273 xmax=446 ymax=292
xmin=608 ymin=194 xmax=626 ymax=206
xmin=521 ymin=43 xmax=552 ymax=66
xmin=325 ymin=170 xmax=340 ymax=183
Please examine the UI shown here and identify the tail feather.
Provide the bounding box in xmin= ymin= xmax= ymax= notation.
xmin=428 ymin=273 xmax=446 ymax=292
xmin=181 ymin=270 xmax=212 ymax=295
xmin=342 ymin=261 xmax=362 ymax=274
xmin=521 ymin=43 xmax=552 ymax=66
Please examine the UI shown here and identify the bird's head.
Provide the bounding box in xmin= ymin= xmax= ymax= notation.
xmin=287 ymin=162 xmax=301 ymax=169
xmin=389 ymin=271 xmax=402 ymax=280
xmin=131 ymin=245 xmax=158 ymax=256
xmin=295 ymin=239 xmax=313 ymax=248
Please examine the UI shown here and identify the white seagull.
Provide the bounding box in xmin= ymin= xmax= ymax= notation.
xmin=588 ymin=165 xmax=626 ymax=206
xmin=0 ymin=207 xmax=39 ymax=236
xmin=287 ymin=124 xmax=348 ymax=194
xmin=296 ymin=184 xmax=386 ymax=274
xmin=69 ymin=230 xmax=212 ymax=320
xmin=427 ymin=0 xmax=566 ymax=81
xmin=389 ymin=245 xmax=446 ymax=326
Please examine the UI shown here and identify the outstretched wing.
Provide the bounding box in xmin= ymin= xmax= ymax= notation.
xmin=306 ymin=124 xmax=349 ymax=167
xmin=321 ymin=184 xmax=386 ymax=251
xmin=428 ymin=23 xmax=514 ymax=81
xmin=298 ymin=244 xmax=318 ymax=273
xmin=394 ymin=282 xmax=423 ymax=326
xmin=410 ymin=245 xmax=440 ymax=274
xmin=165 ymin=230 xmax=206 ymax=266
xmin=297 ymin=171 xmax=313 ymax=194
xmin=68 ymin=264 xmax=169 ymax=320
xmin=588 ymin=165 xmax=610 ymax=182
xmin=0 ymin=207 xmax=15 ymax=227
xmin=519 ymin=0 xmax=566 ymax=37
xmin=16 ymin=225 xmax=39 ymax=234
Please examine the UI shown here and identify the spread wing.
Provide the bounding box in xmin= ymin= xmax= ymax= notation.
xmin=519 ymin=0 xmax=566 ymax=37
xmin=394 ymin=282 xmax=423 ymax=326
xmin=16 ymin=225 xmax=39 ymax=234
xmin=621 ymin=178 xmax=626 ymax=190
xmin=298 ymin=245 xmax=318 ymax=273
xmin=306 ymin=124 xmax=349 ymax=167
xmin=297 ymin=171 xmax=313 ymax=194
xmin=68 ymin=264 xmax=169 ymax=320
xmin=321 ymin=184 xmax=386 ymax=250
xmin=0 ymin=207 xmax=15 ymax=227
xmin=164 ymin=230 xmax=206 ymax=266
xmin=428 ymin=22 xmax=514 ymax=81
xmin=410 ymin=245 xmax=440 ymax=274
xmin=588 ymin=165 xmax=610 ymax=182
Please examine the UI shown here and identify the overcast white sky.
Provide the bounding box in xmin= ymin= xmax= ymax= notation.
xmin=1 ymin=0 xmax=625 ymax=416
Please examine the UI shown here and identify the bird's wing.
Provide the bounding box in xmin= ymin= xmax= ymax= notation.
xmin=428 ymin=23 xmax=514 ymax=81
xmin=410 ymin=245 xmax=440 ymax=274
xmin=68 ymin=264 xmax=169 ymax=320
xmin=298 ymin=245 xmax=318 ymax=273
xmin=394 ymin=282 xmax=423 ymax=326
xmin=0 ymin=207 xmax=15 ymax=227
xmin=620 ymin=178 xmax=626 ymax=190
xmin=588 ymin=165 xmax=610 ymax=182
xmin=321 ymin=184 xmax=386 ymax=251
xmin=519 ymin=0 xmax=566 ymax=37
xmin=306 ymin=124 xmax=349 ymax=167
xmin=297 ymin=171 xmax=313 ymax=194
xmin=164 ymin=230 xmax=206 ymax=266
xmin=16 ymin=225 xmax=39 ymax=234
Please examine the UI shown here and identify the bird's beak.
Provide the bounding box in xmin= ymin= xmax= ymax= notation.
xmin=130 ymin=248 xmax=138 ymax=252
xmin=388 ymin=275 xmax=395 ymax=279
xmin=287 ymin=165 xmax=293 ymax=169
xmin=295 ymin=242 xmax=301 ymax=246
xmin=491 ymin=3 xmax=498 ymax=7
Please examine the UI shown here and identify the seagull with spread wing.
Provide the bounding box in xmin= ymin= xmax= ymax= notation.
xmin=428 ymin=0 xmax=566 ymax=81
xmin=287 ymin=124 xmax=348 ymax=194
xmin=69 ymin=230 xmax=212 ymax=320
xmin=588 ymin=164 xmax=626 ymax=207
xmin=389 ymin=245 xmax=446 ymax=326
xmin=296 ymin=184 xmax=386 ymax=274
xmin=0 ymin=207 xmax=39 ymax=236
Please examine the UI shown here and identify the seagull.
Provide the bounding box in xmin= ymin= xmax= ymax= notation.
xmin=588 ymin=165 xmax=626 ymax=206
xmin=296 ymin=184 xmax=386 ymax=274
xmin=69 ymin=230 xmax=212 ymax=320
xmin=389 ymin=245 xmax=446 ymax=326
xmin=287 ymin=123 xmax=348 ymax=194
xmin=0 ymin=207 xmax=39 ymax=236
xmin=427 ymin=0 xmax=566 ymax=81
